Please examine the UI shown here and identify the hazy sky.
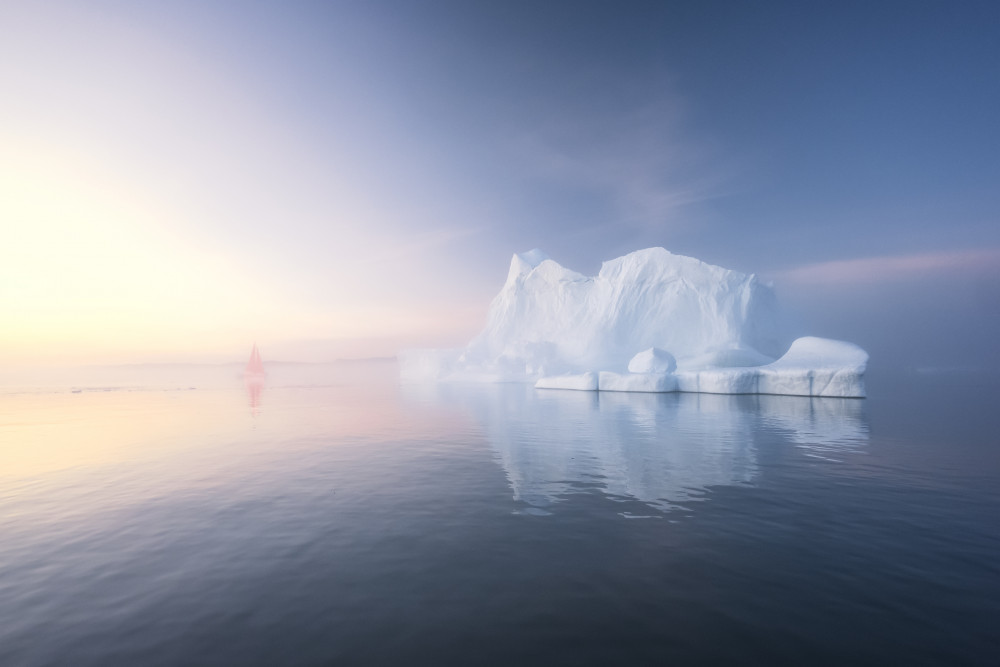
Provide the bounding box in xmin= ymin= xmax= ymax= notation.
xmin=2 ymin=1 xmax=998 ymax=369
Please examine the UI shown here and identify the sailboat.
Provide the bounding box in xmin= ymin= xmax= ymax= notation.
xmin=245 ymin=343 xmax=266 ymax=380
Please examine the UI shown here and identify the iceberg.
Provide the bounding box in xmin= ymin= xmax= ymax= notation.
xmin=400 ymin=248 xmax=868 ymax=397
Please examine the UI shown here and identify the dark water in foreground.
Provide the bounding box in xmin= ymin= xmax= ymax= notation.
xmin=0 ymin=363 xmax=998 ymax=666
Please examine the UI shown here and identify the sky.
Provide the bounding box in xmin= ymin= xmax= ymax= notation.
xmin=2 ymin=0 xmax=998 ymax=371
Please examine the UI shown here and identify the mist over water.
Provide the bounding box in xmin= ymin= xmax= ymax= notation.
xmin=0 ymin=362 xmax=997 ymax=665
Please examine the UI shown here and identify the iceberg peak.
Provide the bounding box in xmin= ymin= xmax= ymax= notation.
xmin=505 ymin=248 xmax=551 ymax=286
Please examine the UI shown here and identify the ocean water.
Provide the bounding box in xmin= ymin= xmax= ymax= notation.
xmin=0 ymin=362 xmax=997 ymax=666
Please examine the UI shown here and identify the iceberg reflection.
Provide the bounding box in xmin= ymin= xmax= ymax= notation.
xmin=405 ymin=384 xmax=868 ymax=514
xmin=756 ymin=394 xmax=869 ymax=461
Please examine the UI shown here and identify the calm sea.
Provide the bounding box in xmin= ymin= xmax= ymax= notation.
xmin=0 ymin=362 xmax=997 ymax=666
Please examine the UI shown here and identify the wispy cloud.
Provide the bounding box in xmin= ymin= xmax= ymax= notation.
xmin=358 ymin=225 xmax=485 ymax=266
xmin=774 ymin=248 xmax=1000 ymax=285
xmin=516 ymin=93 xmax=732 ymax=233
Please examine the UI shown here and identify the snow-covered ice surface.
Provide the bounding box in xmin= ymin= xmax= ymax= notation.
xmin=534 ymin=372 xmax=599 ymax=391
xmin=673 ymin=337 xmax=868 ymax=397
xmin=401 ymin=248 xmax=868 ymax=397
xmin=599 ymin=372 xmax=678 ymax=393
xmin=628 ymin=347 xmax=677 ymax=374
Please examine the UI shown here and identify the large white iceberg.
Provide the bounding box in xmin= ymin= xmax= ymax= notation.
xmin=399 ymin=248 xmax=868 ymax=397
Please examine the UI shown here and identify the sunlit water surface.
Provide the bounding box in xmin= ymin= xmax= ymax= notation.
xmin=1 ymin=362 xmax=997 ymax=666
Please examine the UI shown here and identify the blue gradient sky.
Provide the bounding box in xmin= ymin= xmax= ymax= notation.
xmin=2 ymin=1 xmax=998 ymax=369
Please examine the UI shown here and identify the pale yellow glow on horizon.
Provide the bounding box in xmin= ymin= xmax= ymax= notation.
xmin=0 ymin=138 xmax=327 ymax=364
xmin=0 ymin=5 xmax=492 ymax=367
xmin=0 ymin=137 xmax=486 ymax=365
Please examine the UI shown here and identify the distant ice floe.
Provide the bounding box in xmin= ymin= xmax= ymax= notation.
xmin=400 ymin=248 xmax=868 ymax=397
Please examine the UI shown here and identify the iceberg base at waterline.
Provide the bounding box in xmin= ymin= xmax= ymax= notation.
xmin=400 ymin=248 xmax=869 ymax=398
xmin=541 ymin=337 xmax=868 ymax=397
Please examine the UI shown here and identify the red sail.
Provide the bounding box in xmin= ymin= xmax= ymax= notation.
xmin=246 ymin=343 xmax=265 ymax=376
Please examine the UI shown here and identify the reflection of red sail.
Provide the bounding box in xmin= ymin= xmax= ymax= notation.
xmin=246 ymin=343 xmax=265 ymax=377
xmin=245 ymin=343 xmax=265 ymax=417
xmin=247 ymin=379 xmax=263 ymax=415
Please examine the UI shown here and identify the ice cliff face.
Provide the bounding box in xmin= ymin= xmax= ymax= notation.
xmin=460 ymin=248 xmax=786 ymax=375
xmin=399 ymin=248 xmax=868 ymax=397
